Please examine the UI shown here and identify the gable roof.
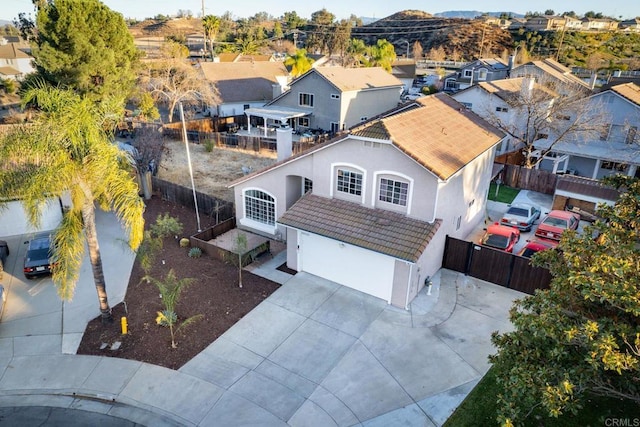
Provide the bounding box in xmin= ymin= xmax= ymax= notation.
xmin=311 ymin=66 xmax=404 ymax=92
xmin=352 ymin=93 xmax=505 ymax=180
xmin=474 ymin=77 xmax=557 ymax=103
xmin=200 ymin=61 xmax=289 ymax=103
xmin=555 ymin=175 xmax=620 ymax=203
xmin=513 ymin=58 xmax=591 ymax=89
xmin=0 ymin=43 xmax=31 ymax=60
xmin=278 ymin=194 xmax=442 ymax=262
xmin=608 ymin=82 xmax=640 ymax=106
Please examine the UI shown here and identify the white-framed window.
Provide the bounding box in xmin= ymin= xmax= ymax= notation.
xmin=337 ymin=169 xmax=363 ymax=196
xmin=298 ymin=117 xmax=309 ymax=127
xmin=330 ymin=93 xmax=340 ymax=99
xmin=463 ymin=69 xmax=473 ymax=78
xmin=379 ymin=178 xmax=408 ymax=206
xmin=299 ymin=92 xmax=314 ymax=107
xmin=477 ymin=68 xmax=488 ymax=80
xmin=304 ymin=178 xmax=313 ymax=194
xmin=496 ymin=106 xmax=509 ymax=112
xmin=601 ymin=161 xmax=629 ymax=172
xmin=244 ymin=189 xmax=275 ymax=226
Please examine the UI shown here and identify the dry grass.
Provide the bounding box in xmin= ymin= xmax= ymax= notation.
xmin=157 ymin=139 xmax=278 ymax=201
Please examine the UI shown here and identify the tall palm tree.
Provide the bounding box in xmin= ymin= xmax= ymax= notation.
xmin=202 ymin=15 xmax=220 ymax=58
xmin=0 ymin=85 xmax=145 ymax=323
xmin=284 ymin=49 xmax=314 ymax=78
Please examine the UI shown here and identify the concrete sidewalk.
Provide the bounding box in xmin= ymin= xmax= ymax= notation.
xmin=0 ymin=262 xmax=522 ymax=426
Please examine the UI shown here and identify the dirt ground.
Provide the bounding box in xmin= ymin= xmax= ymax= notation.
xmin=76 ymin=196 xmax=281 ymax=370
xmin=156 ymin=139 xmax=277 ymax=201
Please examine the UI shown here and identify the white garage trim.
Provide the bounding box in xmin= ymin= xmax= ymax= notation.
xmin=297 ymin=230 xmax=395 ymax=303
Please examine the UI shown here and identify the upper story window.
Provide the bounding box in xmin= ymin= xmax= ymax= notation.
xmin=463 ymin=69 xmax=473 ymax=78
xmin=304 ymin=178 xmax=313 ymax=194
xmin=299 ymin=93 xmax=314 ymax=107
xmin=379 ymin=178 xmax=408 ymax=206
xmin=337 ymin=169 xmax=363 ymax=196
xmin=477 ymin=69 xmax=488 ymax=80
xmin=496 ymin=106 xmax=509 ymax=112
xmin=626 ymin=126 xmax=638 ymax=144
xmin=244 ymin=189 xmax=275 ymax=226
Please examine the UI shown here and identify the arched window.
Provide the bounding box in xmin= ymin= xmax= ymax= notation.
xmin=244 ymin=189 xmax=275 ymax=226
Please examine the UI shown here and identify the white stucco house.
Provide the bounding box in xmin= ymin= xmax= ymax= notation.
xmin=451 ymin=77 xmax=557 ymax=156
xmin=253 ymin=66 xmax=405 ymax=134
xmin=0 ymin=40 xmax=35 ymax=81
xmin=200 ymin=61 xmax=290 ymax=118
xmin=533 ymin=82 xmax=640 ymax=179
xmin=229 ymin=93 xmax=505 ymax=308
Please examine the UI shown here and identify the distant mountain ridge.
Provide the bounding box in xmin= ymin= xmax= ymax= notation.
xmin=434 ymin=10 xmax=525 ymax=19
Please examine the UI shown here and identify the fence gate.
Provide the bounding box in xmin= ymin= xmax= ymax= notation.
xmin=442 ymin=235 xmax=551 ymax=294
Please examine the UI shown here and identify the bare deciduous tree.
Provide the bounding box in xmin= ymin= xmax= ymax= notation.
xmin=476 ymin=76 xmax=607 ymax=168
xmin=139 ymin=41 xmax=219 ymax=122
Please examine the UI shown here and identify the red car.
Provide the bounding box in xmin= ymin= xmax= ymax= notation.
xmin=534 ymin=210 xmax=580 ymax=241
xmin=517 ymin=238 xmax=558 ymax=258
xmin=480 ymin=223 xmax=521 ymax=253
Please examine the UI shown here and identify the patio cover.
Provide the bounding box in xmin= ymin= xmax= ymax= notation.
xmin=244 ymin=106 xmax=311 ymax=135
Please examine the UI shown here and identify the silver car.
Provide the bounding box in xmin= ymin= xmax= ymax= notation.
xmin=500 ymin=203 xmax=541 ymax=231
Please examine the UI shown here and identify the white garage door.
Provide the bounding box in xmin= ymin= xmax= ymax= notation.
xmin=299 ymin=231 xmax=395 ymax=302
xmin=0 ymin=199 xmax=63 ymax=237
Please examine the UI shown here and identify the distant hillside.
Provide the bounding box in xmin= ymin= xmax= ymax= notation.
xmin=434 ymin=11 xmax=525 ymax=19
xmin=352 ymin=10 xmax=513 ymax=61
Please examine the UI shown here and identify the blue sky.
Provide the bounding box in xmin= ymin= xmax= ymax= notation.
xmin=2 ymin=0 xmax=637 ymax=22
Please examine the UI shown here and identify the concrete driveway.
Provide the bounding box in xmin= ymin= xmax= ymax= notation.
xmin=178 ymin=268 xmax=523 ymax=426
xmin=0 ymin=210 xmax=524 ymax=426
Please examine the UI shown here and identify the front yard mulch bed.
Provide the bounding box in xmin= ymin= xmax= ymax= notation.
xmin=76 ymin=196 xmax=281 ymax=370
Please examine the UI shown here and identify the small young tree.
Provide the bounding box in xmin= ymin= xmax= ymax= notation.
xmin=234 ymin=233 xmax=248 ymax=288
xmin=146 ymin=269 xmax=203 ymax=349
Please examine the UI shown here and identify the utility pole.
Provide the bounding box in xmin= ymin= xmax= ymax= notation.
xmin=201 ymin=0 xmax=206 ymax=54
xmin=478 ymin=24 xmax=486 ymax=58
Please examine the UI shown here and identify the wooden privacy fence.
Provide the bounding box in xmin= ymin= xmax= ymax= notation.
xmin=151 ymin=177 xmax=234 ymax=224
xmin=495 ymin=162 xmax=559 ymax=195
xmin=442 ymin=235 xmax=552 ymax=295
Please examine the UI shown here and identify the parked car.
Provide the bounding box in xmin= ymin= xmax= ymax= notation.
xmin=500 ymin=203 xmax=541 ymax=231
xmin=480 ymin=223 xmax=521 ymax=253
xmin=534 ymin=210 xmax=580 ymax=241
xmin=0 ymin=240 xmax=8 ymax=279
xmin=517 ymin=238 xmax=558 ymax=258
xmin=23 ymin=233 xmax=54 ymax=279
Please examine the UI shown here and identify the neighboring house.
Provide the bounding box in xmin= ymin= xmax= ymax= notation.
xmin=533 ymin=82 xmax=640 ymax=179
xmin=0 ymin=40 xmax=35 ymax=81
xmin=251 ymin=66 xmax=404 ymax=134
xmin=391 ymin=60 xmax=417 ymax=93
xmin=213 ymin=52 xmax=276 ymax=62
xmin=619 ymin=18 xmax=640 ymax=32
xmin=229 ymin=93 xmax=505 ymax=308
xmin=564 ymin=16 xmax=583 ymax=30
xmin=580 ymin=17 xmax=619 ymax=31
xmin=510 ymin=58 xmax=594 ymax=92
xmin=451 ymin=77 xmax=557 ymax=155
xmin=200 ymin=61 xmax=290 ymax=118
xmin=443 ymin=58 xmax=510 ymax=93
xmin=524 ymin=15 xmax=567 ymax=31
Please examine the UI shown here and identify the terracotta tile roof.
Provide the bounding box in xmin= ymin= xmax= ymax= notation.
xmin=200 ymin=62 xmax=289 ymax=103
xmin=278 ymin=194 xmax=442 ymax=262
xmin=609 ymin=82 xmax=640 ymax=106
xmin=314 ymin=66 xmax=404 ymax=92
xmin=356 ymin=93 xmax=504 ymax=180
xmin=556 ymin=175 xmax=620 ymax=202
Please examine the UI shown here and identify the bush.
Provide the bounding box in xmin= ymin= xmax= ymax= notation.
xmin=188 ymin=247 xmax=202 ymax=258
xmin=203 ymin=138 xmax=215 ymax=152
xmin=179 ymin=238 xmax=190 ymax=248
xmin=150 ymin=213 xmax=183 ymax=239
